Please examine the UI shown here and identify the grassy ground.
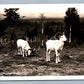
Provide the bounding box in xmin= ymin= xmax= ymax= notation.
xmin=0 ymin=43 xmax=84 ymax=76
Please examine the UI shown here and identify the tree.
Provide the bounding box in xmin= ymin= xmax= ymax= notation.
xmin=64 ymin=8 xmax=80 ymax=43
xmin=4 ymin=8 xmax=20 ymax=26
xmin=3 ymin=8 xmax=20 ymax=48
xmin=40 ymin=13 xmax=45 ymax=46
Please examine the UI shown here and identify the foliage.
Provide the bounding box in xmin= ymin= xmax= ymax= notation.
xmin=25 ymin=22 xmax=38 ymax=40
xmin=4 ymin=8 xmax=20 ymax=26
xmin=64 ymin=8 xmax=80 ymax=43
xmin=44 ymin=21 xmax=57 ymax=37
xmin=0 ymin=20 xmax=8 ymax=37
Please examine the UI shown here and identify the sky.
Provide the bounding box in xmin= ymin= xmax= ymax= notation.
xmin=0 ymin=4 xmax=84 ymax=19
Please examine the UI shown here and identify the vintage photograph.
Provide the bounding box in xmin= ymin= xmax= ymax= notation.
xmin=0 ymin=4 xmax=84 ymax=79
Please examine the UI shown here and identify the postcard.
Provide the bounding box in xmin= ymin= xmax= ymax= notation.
xmin=0 ymin=4 xmax=84 ymax=80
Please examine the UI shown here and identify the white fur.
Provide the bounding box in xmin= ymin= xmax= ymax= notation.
xmin=46 ymin=34 xmax=67 ymax=63
xmin=17 ymin=39 xmax=31 ymax=57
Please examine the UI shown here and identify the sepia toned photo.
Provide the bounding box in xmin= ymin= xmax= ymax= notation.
xmin=0 ymin=4 xmax=84 ymax=80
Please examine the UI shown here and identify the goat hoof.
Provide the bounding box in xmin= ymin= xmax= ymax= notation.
xmin=46 ymin=60 xmax=50 ymax=62
xmin=58 ymin=60 xmax=61 ymax=62
xmin=56 ymin=61 xmax=58 ymax=63
xmin=23 ymin=56 xmax=24 ymax=57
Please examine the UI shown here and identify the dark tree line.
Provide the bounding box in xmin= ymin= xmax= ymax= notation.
xmin=0 ymin=20 xmax=7 ymax=37
xmin=44 ymin=21 xmax=57 ymax=37
xmin=25 ymin=22 xmax=38 ymax=41
xmin=0 ymin=7 xmax=81 ymax=45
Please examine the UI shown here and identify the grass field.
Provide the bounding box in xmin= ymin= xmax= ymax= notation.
xmin=0 ymin=42 xmax=84 ymax=76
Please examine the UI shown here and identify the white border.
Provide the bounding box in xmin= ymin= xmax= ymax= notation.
xmin=0 ymin=76 xmax=84 ymax=80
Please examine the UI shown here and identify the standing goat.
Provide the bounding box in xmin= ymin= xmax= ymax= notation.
xmin=46 ymin=32 xmax=67 ymax=63
xmin=17 ymin=39 xmax=32 ymax=57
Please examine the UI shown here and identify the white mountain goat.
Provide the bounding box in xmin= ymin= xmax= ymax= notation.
xmin=17 ymin=39 xmax=32 ymax=57
xmin=46 ymin=32 xmax=67 ymax=63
